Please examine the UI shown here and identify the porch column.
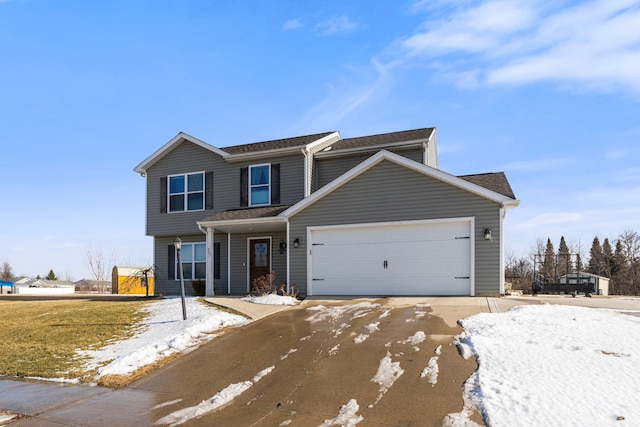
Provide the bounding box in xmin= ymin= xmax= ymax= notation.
xmin=206 ymin=227 xmax=214 ymax=296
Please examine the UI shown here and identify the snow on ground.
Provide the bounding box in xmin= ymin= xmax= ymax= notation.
xmin=155 ymin=366 xmax=275 ymax=426
xmin=420 ymin=345 xmax=441 ymax=386
xmin=453 ymin=304 xmax=640 ymax=427
xmin=370 ymin=350 xmax=404 ymax=408
xmin=0 ymin=412 xmax=17 ymax=424
xmin=241 ymin=293 xmax=300 ymax=305
xmin=320 ymin=399 xmax=364 ymax=427
xmin=78 ymin=297 xmax=249 ymax=379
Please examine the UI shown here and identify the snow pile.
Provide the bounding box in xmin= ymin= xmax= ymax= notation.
xmin=79 ymin=297 xmax=248 ymax=379
xmin=353 ymin=322 xmax=381 ymax=344
xmin=400 ymin=330 xmax=426 ymax=351
xmin=420 ymin=345 xmax=441 ymax=386
xmin=155 ymin=366 xmax=274 ymax=426
xmin=370 ymin=350 xmax=404 ymax=407
xmin=306 ymin=302 xmax=379 ymax=323
xmin=319 ymin=399 xmax=363 ymax=427
xmin=241 ymin=294 xmax=299 ymax=305
xmin=456 ymin=304 xmax=640 ymax=426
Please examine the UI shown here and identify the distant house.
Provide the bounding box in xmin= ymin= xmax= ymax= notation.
xmin=135 ymin=127 xmax=519 ymax=297
xmin=13 ymin=278 xmax=75 ymax=295
xmin=74 ymin=279 xmax=111 ymax=293
xmin=559 ymin=272 xmax=610 ymax=296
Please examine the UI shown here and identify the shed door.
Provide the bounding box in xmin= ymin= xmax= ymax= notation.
xmin=309 ymin=220 xmax=472 ymax=296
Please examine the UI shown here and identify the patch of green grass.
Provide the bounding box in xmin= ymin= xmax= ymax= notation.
xmin=0 ymin=297 xmax=148 ymax=381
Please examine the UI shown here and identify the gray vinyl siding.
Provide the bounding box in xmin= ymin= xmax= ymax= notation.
xmin=289 ymin=159 xmax=503 ymax=296
xmin=315 ymin=148 xmax=424 ymax=190
xmin=226 ymin=232 xmax=288 ymax=294
xmin=145 ymin=142 xmax=306 ymax=237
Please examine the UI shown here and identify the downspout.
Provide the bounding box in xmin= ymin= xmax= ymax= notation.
xmin=302 ymin=148 xmax=310 ymax=197
xmin=286 ymin=220 xmax=290 ymax=293
xmin=499 ymin=206 xmax=506 ymax=295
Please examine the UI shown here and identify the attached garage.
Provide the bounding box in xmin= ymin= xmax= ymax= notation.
xmin=308 ymin=218 xmax=474 ymax=296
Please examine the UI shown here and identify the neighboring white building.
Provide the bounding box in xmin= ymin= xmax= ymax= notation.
xmin=559 ymin=272 xmax=610 ymax=296
xmin=13 ymin=278 xmax=75 ymax=295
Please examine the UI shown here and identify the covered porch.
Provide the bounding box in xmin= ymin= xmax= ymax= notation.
xmin=198 ymin=206 xmax=293 ymax=297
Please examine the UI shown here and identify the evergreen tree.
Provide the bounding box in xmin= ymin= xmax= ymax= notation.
xmin=557 ymin=236 xmax=571 ymax=277
xmin=543 ymin=238 xmax=555 ymax=282
xmin=612 ymin=240 xmax=627 ymax=294
xmin=588 ymin=237 xmax=604 ymax=276
xmin=45 ymin=269 xmax=58 ymax=281
xmin=602 ymin=238 xmax=613 ymax=278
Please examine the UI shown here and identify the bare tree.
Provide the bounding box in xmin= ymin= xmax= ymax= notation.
xmin=0 ymin=260 xmax=13 ymax=281
xmin=618 ymin=230 xmax=640 ymax=295
xmin=505 ymin=251 xmax=533 ymax=291
xmin=86 ymin=245 xmax=116 ymax=293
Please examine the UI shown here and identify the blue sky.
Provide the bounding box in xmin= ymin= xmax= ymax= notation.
xmin=1 ymin=0 xmax=639 ymax=280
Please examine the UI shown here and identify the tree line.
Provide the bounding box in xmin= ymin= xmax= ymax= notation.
xmin=506 ymin=230 xmax=640 ymax=295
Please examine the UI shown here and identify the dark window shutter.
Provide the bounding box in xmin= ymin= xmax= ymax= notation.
xmin=214 ymin=242 xmax=221 ymax=280
xmin=205 ymin=171 xmax=214 ymax=210
xmin=168 ymin=245 xmax=175 ymax=280
xmin=240 ymin=167 xmax=248 ymax=207
xmin=160 ymin=177 xmax=167 ymax=213
xmin=271 ymin=163 xmax=280 ymax=205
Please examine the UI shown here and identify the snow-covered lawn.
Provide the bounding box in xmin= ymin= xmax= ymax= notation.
xmin=78 ymin=297 xmax=249 ymax=380
xmin=451 ymin=304 xmax=640 ymax=427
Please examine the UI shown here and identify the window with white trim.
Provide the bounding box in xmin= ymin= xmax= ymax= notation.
xmin=249 ymin=164 xmax=270 ymax=206
xmin=175 ymin=242 xmax=206 ymax=280
xmin=168 ymin=172 xmax=204 ymax=212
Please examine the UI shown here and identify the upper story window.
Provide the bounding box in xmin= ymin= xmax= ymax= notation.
xmin=240 ymin=163 xmax=279 ymax=208
xmin=168 ymin=172 xmax=204 ymax=212
xmin=249 ymin=164 xmax=270 ymax=206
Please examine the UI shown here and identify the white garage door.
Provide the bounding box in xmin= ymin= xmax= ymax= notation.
xmin=309 ymin=219 xmax=472 ymax=296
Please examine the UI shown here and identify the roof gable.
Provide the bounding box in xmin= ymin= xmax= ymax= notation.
xmin=282 ymin=150 xmax=519 ymax=217
xmin=134 ymin=132 xmax=228 ymax=175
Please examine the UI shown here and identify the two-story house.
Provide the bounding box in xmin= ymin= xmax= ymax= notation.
xmin=134 ymin=127 xmax=519 ymax=297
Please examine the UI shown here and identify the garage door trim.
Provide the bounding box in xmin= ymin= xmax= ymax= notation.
xmin=306 ymin=217 xmax=475 ymax=296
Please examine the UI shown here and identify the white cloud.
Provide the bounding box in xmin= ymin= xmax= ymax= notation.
xmin=497 ymin=158 xmax=572 ymax=173
xmin=400 ymin=0 xmax=640 ymax=93
xmin=314 ymin=15 xmax=357 ymax=36
xmin=295 ymin=59 xmax=397 ymax=130
xmin=283 ymin=19 xmax=303 ymax=30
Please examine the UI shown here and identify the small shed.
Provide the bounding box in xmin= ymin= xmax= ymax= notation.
xmin=0 ymin=280 xmax=13 ymax=294
xmin=112 ymin=266 xmax=154 ymax=296
xmin=559 ymin=272 xmax=610 ymax=296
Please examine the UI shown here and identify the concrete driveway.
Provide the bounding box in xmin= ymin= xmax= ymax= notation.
xmin=138 ymin=297 xmax=486 ymax=426
xmin=7 ymin=297 xmax=487 ymax=426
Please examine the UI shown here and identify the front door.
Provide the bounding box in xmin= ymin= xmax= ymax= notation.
xmin=249 ymin=238 xmax=271 ymax=292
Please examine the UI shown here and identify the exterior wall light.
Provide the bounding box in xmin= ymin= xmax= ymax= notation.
xmin=484 ymin=228 xmax=492 ymax=241
xmin=293 ymin=238 xmax=300 ymax=248
xmin=279 ymin=242 xmax=287 ymax=254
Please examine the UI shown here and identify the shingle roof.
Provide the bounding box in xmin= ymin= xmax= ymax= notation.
xmin=200 ymin=205 xmax=291 ymax=222
xmin=458 ymin=172 xmax=516 ymax=199
xmin=221 ymin=132 xmax=336 ymax=155
xmin=329 ymin=128 xmax=434 ymax=151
